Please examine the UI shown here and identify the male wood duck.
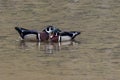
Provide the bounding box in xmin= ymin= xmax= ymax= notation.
xmin=50 ymin=30 xmax=81 ymax=42
xmin=43 ymin=26 xmax=81 ymax=42
xmin=15 ymin=27 xmax=49 ymax=42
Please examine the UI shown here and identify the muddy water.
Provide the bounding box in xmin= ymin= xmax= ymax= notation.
xmin=0 ymin=0 xmax=120 ymax=80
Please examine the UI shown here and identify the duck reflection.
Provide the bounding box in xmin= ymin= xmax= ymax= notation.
xmin=18 ymin=40 xmax=80 ymax=54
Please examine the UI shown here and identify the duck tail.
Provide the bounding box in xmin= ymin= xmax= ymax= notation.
xmin=15 ymin=27 xmax=28 ymax=39
xmin=72 ymin=31 xmax=81 ymax=39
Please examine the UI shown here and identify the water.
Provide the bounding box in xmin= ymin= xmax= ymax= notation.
xmin=0 ymin=0 xmax=120 ymax=80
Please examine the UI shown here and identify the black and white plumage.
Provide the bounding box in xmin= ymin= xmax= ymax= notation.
xmin=50 ymin=30 xmax=81 ymax=42
xmin=15 ymin=27 xmax=39 ymax=40
xmin=60 ymin=31 xmax=80 ymax=40
xmin=15 ymin=27 xmax=49 ymax=41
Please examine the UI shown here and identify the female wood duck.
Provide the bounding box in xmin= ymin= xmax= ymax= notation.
xmin=15 ymin=27 xmax=49 ymax=42
xmin=50 ymin=30 xmax=81 ymax=42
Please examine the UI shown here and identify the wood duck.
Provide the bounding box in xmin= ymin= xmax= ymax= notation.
xmin=50 ymin=30 xmax=81 ymax=42
xmin=42 ymin=25 xmax=81 ymax=41
xmin=15 ymin=27 xmax=49 ymax=42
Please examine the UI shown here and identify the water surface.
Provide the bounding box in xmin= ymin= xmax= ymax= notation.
xmin=0 ymin=0 xmax=120 ymax=80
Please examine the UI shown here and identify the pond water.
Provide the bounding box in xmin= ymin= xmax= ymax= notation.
xmin=0 ymin=0 xmax=120 ymax=80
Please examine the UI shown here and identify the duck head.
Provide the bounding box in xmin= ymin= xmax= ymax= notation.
xmin=43 ymin=25 xmax=61 ymax=34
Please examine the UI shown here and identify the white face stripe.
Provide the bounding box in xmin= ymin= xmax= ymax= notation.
xmin=45 ymin=28 xmax=52 ymax=33
xmin=45 ymin=27 xmax=58 ymax=34
xmin=38 ymin=33 xmax=41 ymax=41
xmin=58 ymin=36 xmax=61 ymax=42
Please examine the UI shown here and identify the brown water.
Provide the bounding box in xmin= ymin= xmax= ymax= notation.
xmin=0 ymin=0 xmax=120 ymax=80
